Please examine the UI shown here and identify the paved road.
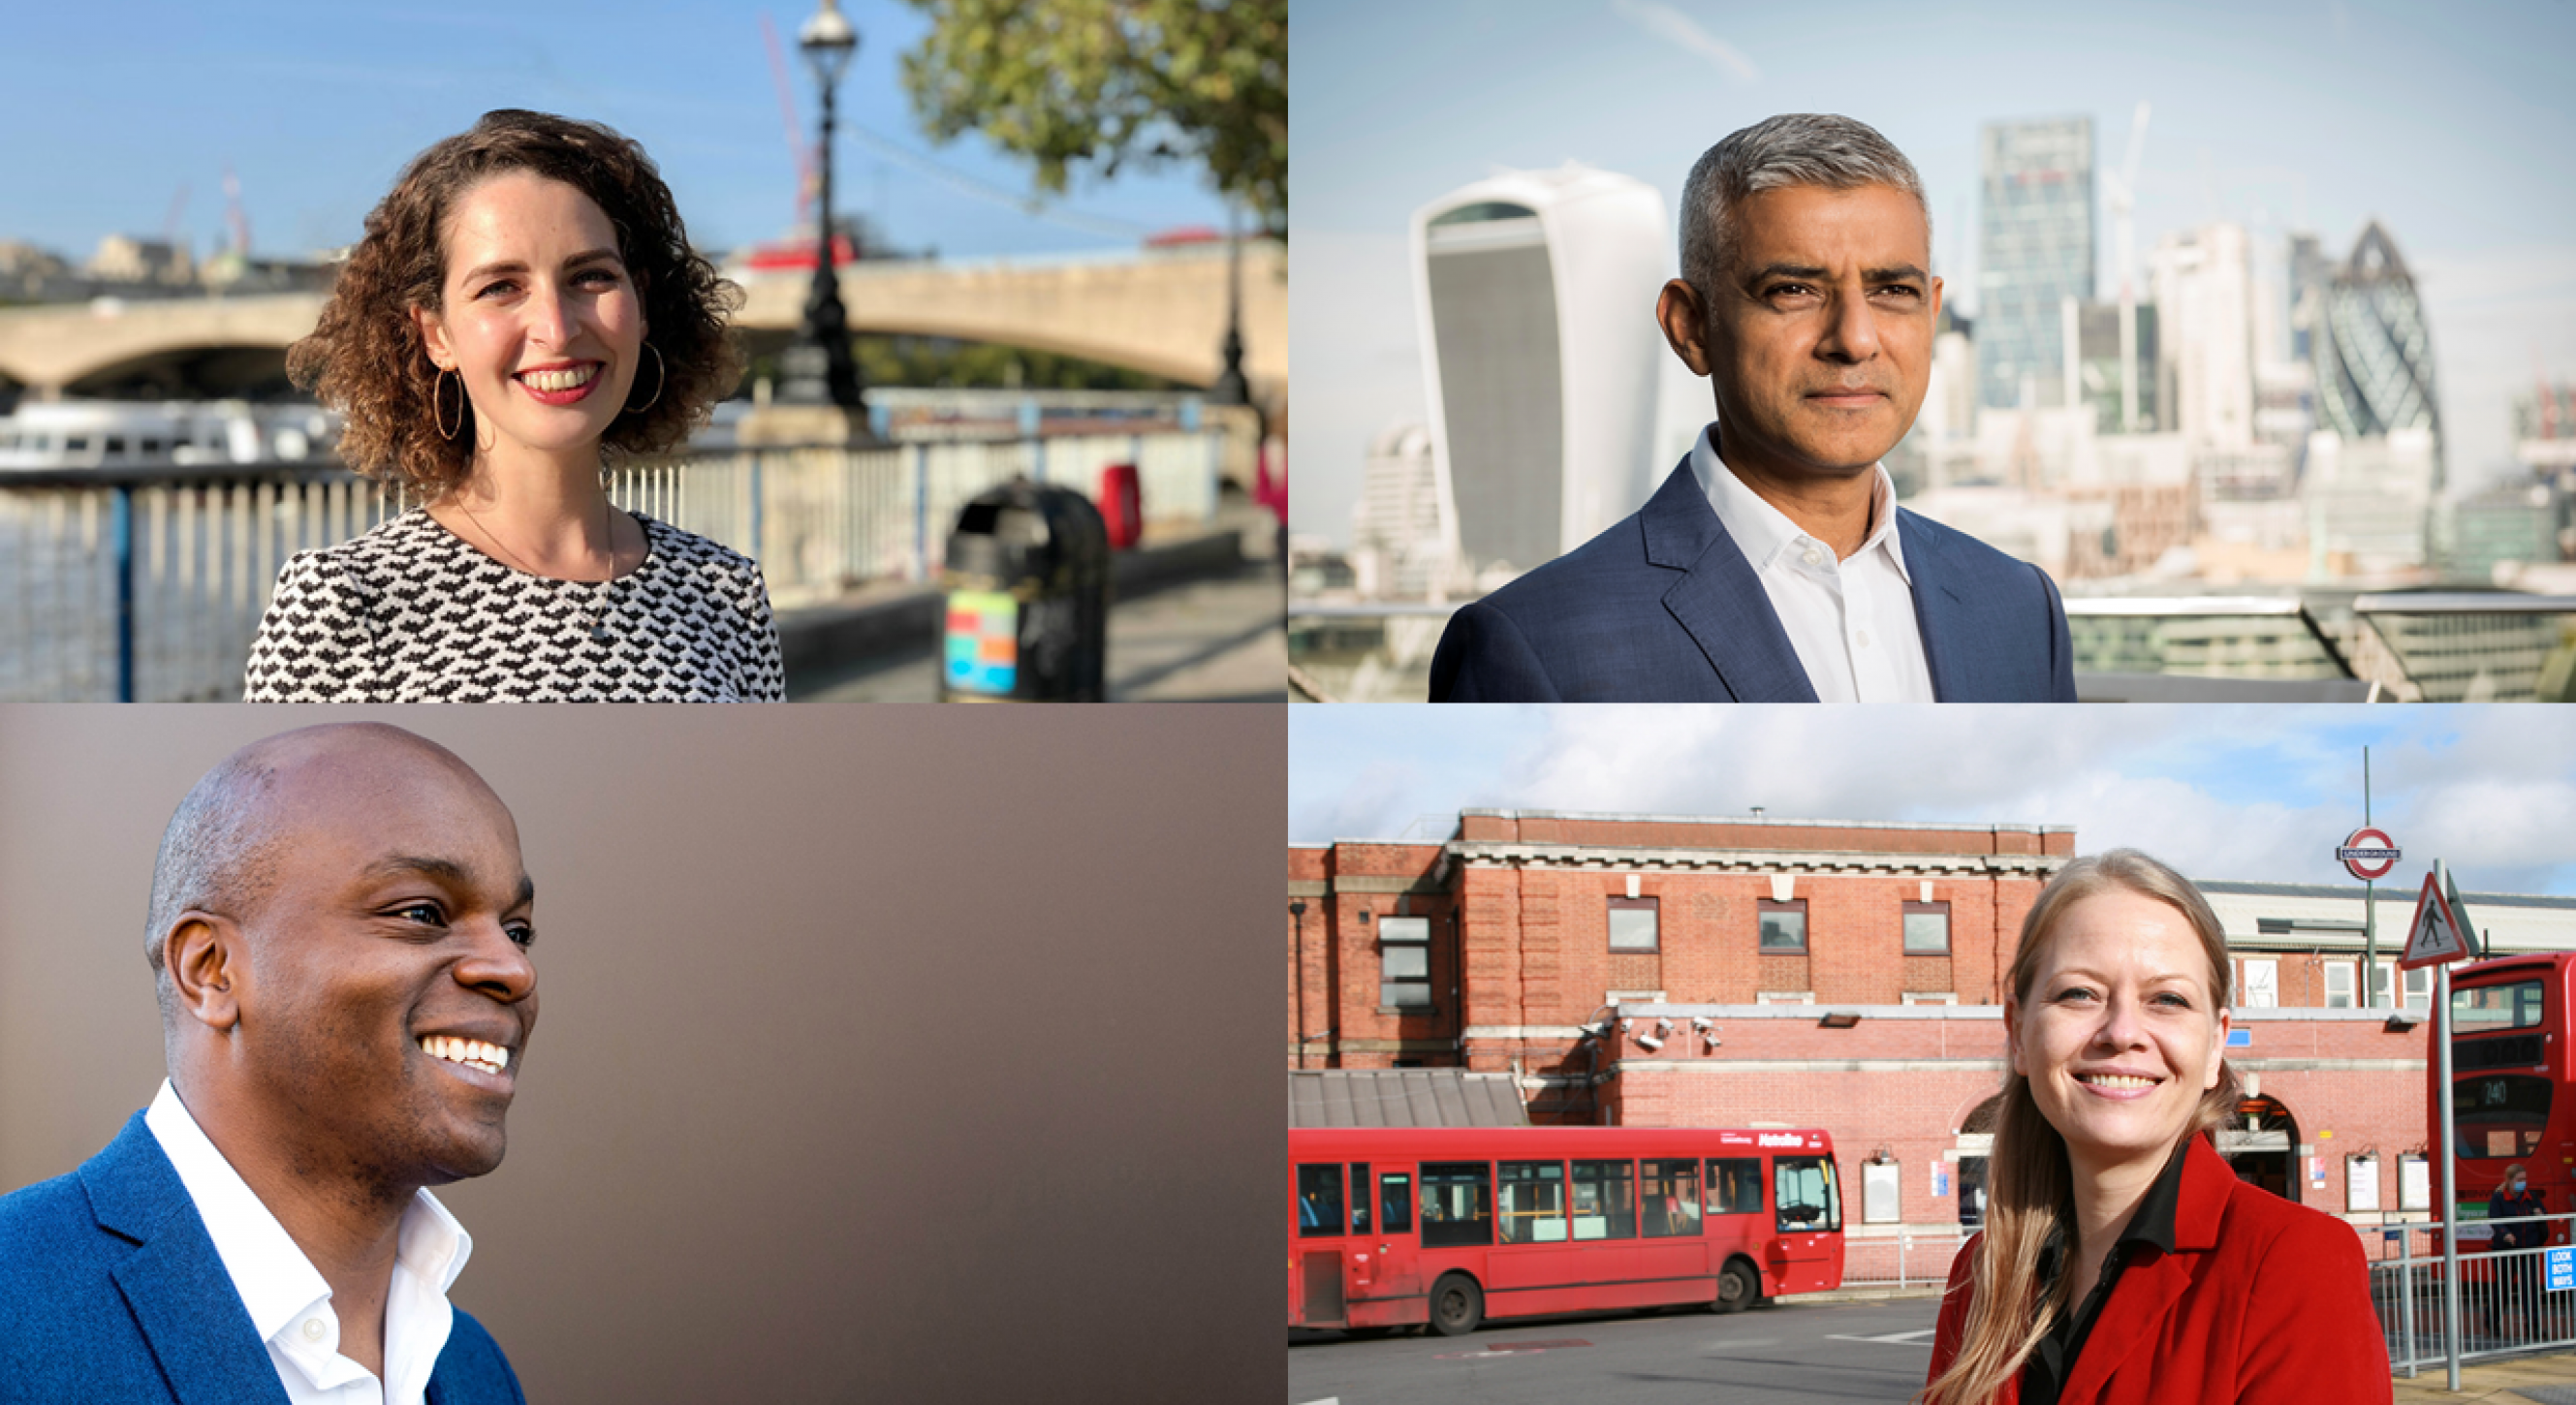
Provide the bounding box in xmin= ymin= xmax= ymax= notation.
xmin=1289 ymin=1295 xmax=1942 ymax=1405
xmin=791 ymin=559 xmax=1284 ymax=702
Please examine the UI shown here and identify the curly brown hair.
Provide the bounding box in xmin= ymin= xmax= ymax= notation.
xmin=289 ymin=109 xmax=743 ymax=500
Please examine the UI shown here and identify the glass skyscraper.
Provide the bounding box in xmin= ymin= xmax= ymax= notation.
xmin=1976 ymin=116 xmax=2095 ymax=410
xmin=2314 ymin=220 xmax=2443 ymax=484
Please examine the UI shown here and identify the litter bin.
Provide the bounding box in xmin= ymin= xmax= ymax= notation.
xmin=940 ymin=477 xmax=1109 ymax=702
xmin=1099 ymin=463 xmax=1143 ymax=550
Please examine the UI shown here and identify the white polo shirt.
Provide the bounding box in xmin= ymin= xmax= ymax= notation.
xmin=144 ymin=1080 xmax=471 ymax=1405
xmin=1689 ymin=423 xmax=1937 ymax=702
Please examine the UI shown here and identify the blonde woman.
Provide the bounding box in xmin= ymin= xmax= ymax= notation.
xmin=1922 ymin=850 xmax=2388 ymax=1405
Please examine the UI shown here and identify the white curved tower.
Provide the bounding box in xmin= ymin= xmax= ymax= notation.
xmin=1411 ymin=165 xmax=1667 ymax=581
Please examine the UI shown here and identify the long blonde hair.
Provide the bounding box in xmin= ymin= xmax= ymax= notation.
xmin=1918 ymin=849 xmax=2242 ymax=1405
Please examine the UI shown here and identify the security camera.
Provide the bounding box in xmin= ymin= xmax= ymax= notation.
xmin=1654 ymin=1018 xmax=1674 ymax=1036
xmin=1619 ymin=1017 xmax=1634 ymax=1033
xmin=1690 ymin=1016 xmax=1712 ymax=1031
xmin=1703 ymin=1031 xmax=1722 ymax=1048
xmin=1636 ymin=1034 xmax=1663 ymax=1051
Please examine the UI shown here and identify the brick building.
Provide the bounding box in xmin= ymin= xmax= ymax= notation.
xmin=1289 ymin=809 xmax=2576 ymax=1237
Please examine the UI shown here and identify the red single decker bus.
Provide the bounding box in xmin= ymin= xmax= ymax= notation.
xmin=2440 ymin=952 xmax=2576 ymax=1248
xmin=1289 ymin=1126 xmax=1843 ymax=1336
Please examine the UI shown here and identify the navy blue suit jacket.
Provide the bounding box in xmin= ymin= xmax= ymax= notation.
xmin=0 ymin=1111 xmax=525 ymax=1405
xmin=1429 ymin=459 xmax=2079 ymax=702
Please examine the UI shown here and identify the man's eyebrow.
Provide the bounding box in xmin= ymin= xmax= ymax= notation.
xmin=1743 ymin=262 xmax=1929 ymax=286
xmin=458 ymin=248 xmax=621 ymax=285
xmin=361 ymin=856 xmax=535 ymax=908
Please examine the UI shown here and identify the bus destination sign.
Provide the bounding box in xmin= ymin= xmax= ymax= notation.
xmin=2338 ymin=827 xmax=2401 ymax=881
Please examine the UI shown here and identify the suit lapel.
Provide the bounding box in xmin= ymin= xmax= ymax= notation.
xmin=83 ymin=1113 xmax=294 ymax=1405
xmin=2060 ymin=1138 xmax=2236 ymax=1405
xmin=1641 ymin=458 xmax=1819 ymax=702
xmin=1897 ymin=511 xmax=1969 ymax=702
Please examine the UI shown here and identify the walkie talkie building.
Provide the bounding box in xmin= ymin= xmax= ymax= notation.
xmin=2314 ymin=221 xmax=2444 ymax=485
xmin=1411 ymin=166 xmax=1666 ymax=582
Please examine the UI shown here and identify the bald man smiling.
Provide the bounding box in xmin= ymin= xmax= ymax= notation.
xmin=0 ymin=724 xmax=534 ymax=1405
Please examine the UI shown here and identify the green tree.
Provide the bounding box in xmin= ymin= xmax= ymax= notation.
xmin=896 ymin=0 xmax=1285 ymax=234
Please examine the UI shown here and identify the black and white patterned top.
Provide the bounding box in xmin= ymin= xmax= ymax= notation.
xmin=243 ymin=509 xmax=784 ymax=702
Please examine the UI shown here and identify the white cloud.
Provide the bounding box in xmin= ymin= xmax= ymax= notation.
xmin=1609 ymin=0 xmax=1761 ymax=83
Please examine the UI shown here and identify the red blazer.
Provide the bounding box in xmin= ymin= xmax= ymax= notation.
xmin=1927 ymin=1136 xmax=2390 ymax=1405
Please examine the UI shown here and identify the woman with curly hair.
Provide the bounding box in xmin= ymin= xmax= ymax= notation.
xmin=244 ymin=109 xmax=781 ymax=702
xmin=1920 ymin=850 xmax=2387 ymax=1405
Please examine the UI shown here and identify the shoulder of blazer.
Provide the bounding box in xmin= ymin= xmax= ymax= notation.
xmin=1895 ymin=506 xmax=2053 ymax=595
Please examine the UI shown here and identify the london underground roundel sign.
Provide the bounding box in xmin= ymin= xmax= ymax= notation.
xmin=2338 ymin=827 xmax=2401 ymax=881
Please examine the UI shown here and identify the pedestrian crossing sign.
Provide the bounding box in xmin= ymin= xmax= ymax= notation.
xmin=2398 ymin=871 xmax=2469 ymax=971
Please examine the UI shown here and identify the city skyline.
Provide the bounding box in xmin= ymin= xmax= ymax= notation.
xmin=1291 ymin=0 xmax=2576 ymax=548
xmin=0 ymin=0 xmax=1232 ymax=268
xmin=1289 ymin=704 xmax=2576 ymax=897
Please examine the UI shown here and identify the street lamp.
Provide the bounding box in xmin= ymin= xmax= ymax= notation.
xmin=1207 ymin=200 xmax=1252 ymax=420
xmin=778 ymin=0 xmax=865 ymax=417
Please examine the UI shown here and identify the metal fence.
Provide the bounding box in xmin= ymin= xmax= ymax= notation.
xmin=0 ymin=430 xmax=1223 ymax=702
xmin=1285 ymin=593 xmax=2576 ymax=702
xmin=1838 ymin=1228 xmax=1972 ymax=1292
xmin=2370 ymin=1214 xmax=2576 ymax=1378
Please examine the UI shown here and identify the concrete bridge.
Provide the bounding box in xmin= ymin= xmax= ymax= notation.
xmin=0 ymin=243 xmax=1282 ymax=402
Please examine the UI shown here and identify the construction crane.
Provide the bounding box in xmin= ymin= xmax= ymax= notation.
xmin=222 ymin=164 xmax=251 ymax=258
xmin=2102 ymin=100 xmax=2152 ymax=433
xmin=760 ymin=12 xmax=818 ymax=229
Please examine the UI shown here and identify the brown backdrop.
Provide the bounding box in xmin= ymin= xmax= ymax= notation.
xmin=0 ymin=704 xmax=1283 ymax=1402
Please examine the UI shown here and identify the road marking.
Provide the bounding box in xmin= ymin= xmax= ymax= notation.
xmin=1828 ymin=1328 xmax=1941 ymax=1345
xmin=1431 ymin=1338 xmax=1594 ymax=1360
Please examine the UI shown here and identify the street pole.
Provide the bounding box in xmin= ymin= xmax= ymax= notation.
xmin=2365 ymin=747 xmax=2378 ymax=1007
xmin=2437 ymin=859 xmax=2462 ymax=1391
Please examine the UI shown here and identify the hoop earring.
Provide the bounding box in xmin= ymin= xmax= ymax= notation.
xmin=433 ymin=367 xmax=463 ymax=442
xmin=628 ymin=343 xmax=665 ymax=414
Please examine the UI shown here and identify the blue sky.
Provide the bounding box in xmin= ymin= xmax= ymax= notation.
xmin=1289 ymin=0 xmax=2576 ymax=545
xmin=0 ymin=1 xmax=1230 ymax=265
xmin=1289 ymin=706 xmax=2576 ymax=896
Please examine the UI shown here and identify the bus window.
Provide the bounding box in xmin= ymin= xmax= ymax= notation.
xmin=1775 ymin=1156 xmax=1840 ymax=1233
xmin=1642 ymin=1158 xmax=1702 ymax=1237
xmin=1499 ymin=1160 xmax=1568 ymax=1244
xmin=1380 ymin=1171 xmax=1413 ymax=1234
xmin=1422 ymin=1163 xmax=1492 ymax=1248
xmin=1571 ymin=1160 xmax=1637 ymax=1241
xmin=2455 ymin=981 xmax=2546 ymax=1033
xmin=2458 ymin=1075 xmax=2553 ymax=1159
xmin=1350 ymin=1164 xmax=1371 ymax=1236
xmin=1708 ymin=1157 xmax=1763 ymax=1215
xmin=1297 ymin=1164 xmax=1344 ymax=1237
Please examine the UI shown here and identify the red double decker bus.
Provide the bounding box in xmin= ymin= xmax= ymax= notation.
xmin=2440 ymin=952 xmax=2576 ymax=1247
xmin=1289 ymin=1126 xmax=1843 ymax=1336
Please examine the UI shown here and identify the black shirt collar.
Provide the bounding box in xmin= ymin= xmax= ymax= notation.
xmin=2022 ymin=1137 xmax=2196 ymax=1405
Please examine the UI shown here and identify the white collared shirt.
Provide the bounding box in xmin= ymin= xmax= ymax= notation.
xmin=144 ymin=1080 xmax=471 ymax=1405
xmin=1689 ymin=423 xmax=1937 ymax=702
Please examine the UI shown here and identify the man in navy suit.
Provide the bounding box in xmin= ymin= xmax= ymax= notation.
xmin=1432 ymin=113 xmax=2077 ymax=702
xmin=0 ymin=724 xmax=534 ymax=1404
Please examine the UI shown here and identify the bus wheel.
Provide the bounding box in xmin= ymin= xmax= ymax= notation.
xmin=1713 ymin=1261 xmax=1759 ymax=1315
xmin=1429 ymin=1274 xmax=1485 ymax=1336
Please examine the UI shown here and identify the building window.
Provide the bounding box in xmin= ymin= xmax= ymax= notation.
xmin=2324 ymin=959 xmax=2356 ymax=1009
xmin=1902 ymin=901 xmax=1951 ymax=954
xmin=1758 ymin=899 xmax=1807 ymax=953
xmin=2373 ymin=961 xmax=2433 ymax=1011
xmin=1379 ymin=916 xmax=1430 ymax=1009
xmin=1608 ymin=895 xmax=1659 ymax=952
xmin=2239 ymin=957 xmax=2278 ymax=1009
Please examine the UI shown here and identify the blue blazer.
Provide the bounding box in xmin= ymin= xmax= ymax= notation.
xmin=0 ymin=1111 xmax=525 ymax=1405
xmin=1429 ymin=459 xmax=2079 ymax=702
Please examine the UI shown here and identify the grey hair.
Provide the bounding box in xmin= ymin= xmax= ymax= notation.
xmin=1679 ymin=113 xmax=1931 ymax=305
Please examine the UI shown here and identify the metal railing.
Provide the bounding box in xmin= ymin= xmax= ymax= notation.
xmin=0 ymin=430 xmax=1224 ymax=702
xmin=1285 ymin=592 xmax=2576 ymax=702
xmin=1838 ymin=1227 xmax=1972 ymax=1292
xmin=2370 ymin=1213 xmax=2576 ymax=1376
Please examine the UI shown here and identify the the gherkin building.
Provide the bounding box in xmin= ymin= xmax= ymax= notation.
xmin=2314 ymin=221 xmax=2444 ymax=486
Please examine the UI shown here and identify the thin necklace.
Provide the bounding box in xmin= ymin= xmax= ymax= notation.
xmin=454 ymin=490 xmax=619 ymax=643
